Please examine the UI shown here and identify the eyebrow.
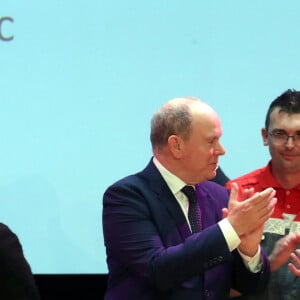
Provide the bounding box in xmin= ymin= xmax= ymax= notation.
xmin=271 ymin=128 xmax=300 ymax=133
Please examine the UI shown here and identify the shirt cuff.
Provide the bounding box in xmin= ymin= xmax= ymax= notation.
xmin=218 ymin=218 xmax=240 ymax=251
xmin=218 ymin=219 xmax=262 ymax=273
xmin=238 ymin=246 xmax=262 ymax=273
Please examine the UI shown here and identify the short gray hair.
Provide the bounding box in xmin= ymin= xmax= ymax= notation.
xmin=150 ymin=98 xmax=197 ymax=150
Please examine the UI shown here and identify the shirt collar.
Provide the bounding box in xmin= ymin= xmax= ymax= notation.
xmin=266 ymin=161 xmax=300 ymax=191
xmin=153 ymin=157 xmax=187 ymax=194
xmin=259 ymin=161 xmax=281 ymax=189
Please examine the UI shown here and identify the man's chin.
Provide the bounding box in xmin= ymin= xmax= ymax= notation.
xmin=207 ymin=170 xmax=217 ymax=180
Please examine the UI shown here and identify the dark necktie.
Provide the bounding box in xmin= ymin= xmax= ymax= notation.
xmin=181 ymin=186 xmax=202 ymax=233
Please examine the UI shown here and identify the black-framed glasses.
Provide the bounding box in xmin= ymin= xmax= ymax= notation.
xmin=268 ymin=130 xmax=300 ymax=145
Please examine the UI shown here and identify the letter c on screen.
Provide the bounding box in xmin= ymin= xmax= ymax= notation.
xmin=0 ymin=17 xmax=14 ymax=42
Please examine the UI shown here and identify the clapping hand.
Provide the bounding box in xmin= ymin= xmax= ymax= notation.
xmin=224 ymin=183 xmax=277 ymax=256
xmin=270 ymin=233 xmax=300 ymax=274
xmin=289 ymin=248 xmax=300 ymax=276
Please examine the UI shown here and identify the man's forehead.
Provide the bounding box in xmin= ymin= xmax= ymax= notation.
xmin=269 ymin=109 xmax=300 ymax=128
xmin=270 ymin=107 xmax=300 ymax=119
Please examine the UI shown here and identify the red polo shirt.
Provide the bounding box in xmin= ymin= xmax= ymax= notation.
xmin=226 ymin=162 xmax=300 ymax=224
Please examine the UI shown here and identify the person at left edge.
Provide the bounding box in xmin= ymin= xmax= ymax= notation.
xmin=0 ymin=222 xmax=40 ymax=299
xmin=102 ymin=96 xmax=276 ymax=300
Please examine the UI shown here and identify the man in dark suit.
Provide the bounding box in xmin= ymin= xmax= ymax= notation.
xmin=102 ymin=97 xmax=277 ymax=300
xmin=0 ymin=223 xmax=40 ymax=299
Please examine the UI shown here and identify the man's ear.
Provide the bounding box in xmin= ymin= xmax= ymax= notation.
xmin=168 ymin=135 xmax=183 ymax=158
xmin=261 ymin=128 xmax=269 ymax=146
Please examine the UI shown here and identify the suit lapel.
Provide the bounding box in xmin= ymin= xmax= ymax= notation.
xmin=157 ymin=183 xmax=192 ymax=239
xmin=140 ymin=159 xmax=192 ymax=239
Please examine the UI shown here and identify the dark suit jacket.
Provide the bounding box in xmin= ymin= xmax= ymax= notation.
xmin=0 ymin=223 xmax=40 ymax=299
xmin=102 ymin=159 xmax=270 ymax=300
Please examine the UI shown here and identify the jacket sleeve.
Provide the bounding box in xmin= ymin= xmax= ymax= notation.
xmin=231 ymin=246 xmax=270 ymax=295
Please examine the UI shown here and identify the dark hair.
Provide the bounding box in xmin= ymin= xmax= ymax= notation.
xmin=150 ymin=102 xmax=192 ymax=150
xmin=265 ymin=89 xmax=300 ymax=130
